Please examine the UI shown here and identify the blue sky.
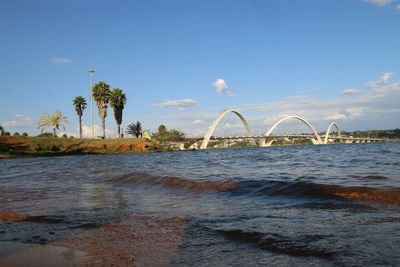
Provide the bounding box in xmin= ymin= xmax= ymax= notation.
xmin=1 ymin=0 xmax=400 ymax=137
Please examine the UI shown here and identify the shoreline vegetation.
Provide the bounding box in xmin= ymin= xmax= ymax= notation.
xmin=1 ymin=135 xmax=399 ymax=159
xmin=0 ymin=124 xmax=189 ymax=159
xmin=0 ymin=136 xmax=157 ymax=159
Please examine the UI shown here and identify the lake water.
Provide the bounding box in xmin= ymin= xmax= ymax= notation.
xmin=1 ymin=142 xmax=400 ymax=266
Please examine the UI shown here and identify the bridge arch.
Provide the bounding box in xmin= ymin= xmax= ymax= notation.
xmin=324 ymin=122 xmax=341 ymax=144
xmin=200 ymin=109 xmax=255 ymax=149
xmin=261 ymin=115 xmax=323 ymax=147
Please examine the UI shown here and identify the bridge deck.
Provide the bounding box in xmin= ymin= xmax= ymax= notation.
xmin=204 ymin=135 xmax=384 ymax=141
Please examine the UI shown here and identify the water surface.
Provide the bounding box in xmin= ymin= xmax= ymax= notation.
xmin=1 ymin=143 xmax=400 ymax=266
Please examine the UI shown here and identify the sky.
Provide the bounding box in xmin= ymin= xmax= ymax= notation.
xmin=1 ymin=0 xmax=400 ymax=138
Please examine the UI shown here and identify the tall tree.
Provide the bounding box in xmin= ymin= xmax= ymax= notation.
xmin=92 ymin=81 xmax=111 ymax=138
xmin=110 ymin=88 xmax=127 ymax=138
xmin=0 ymin=125 xmax=4 ymax=136
xmin=38 ymin=111 xmax=68 ymax=137
xmin=73 ymin=96 xmax=87 ymax=139
xmin=126 ymin=121 xmax=142 ymax=138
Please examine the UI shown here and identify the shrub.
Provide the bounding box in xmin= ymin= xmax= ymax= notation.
xmin=22 ymin=132 xmax=28 ymax=136
xmin=13 ymin=132 xmax=20 ymax=136
xmin=154 ymin=125 xmax=185 ymax=141
xmin=37 ymin=132 xmax=54 ymax=137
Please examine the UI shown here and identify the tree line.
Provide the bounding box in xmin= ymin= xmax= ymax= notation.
xmin=34 ymin=81 xmax=127 ymax=139
xmin=0 ymin=125 xmax=29 ymax=137
xmin=1 ymin=80 xmax=185 ymax=140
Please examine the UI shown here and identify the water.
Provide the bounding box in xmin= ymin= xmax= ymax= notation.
xmin=1 ymin=143 xmax=400 ymax=266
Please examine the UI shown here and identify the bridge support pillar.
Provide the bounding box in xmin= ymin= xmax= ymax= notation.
xmin=261 ymin=139 xmax=274 ymax=147
xmin=311 ymin=139 xmax=323 ymax=145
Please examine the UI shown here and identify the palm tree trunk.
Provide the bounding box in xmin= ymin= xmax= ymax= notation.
xmin=118 ymin=124 xmax=121 ymax=138
xmin=79 ymin=115 xmax=82 ymax=139
xmin=52 ymin=127 xmax=57 ymax=137
xmin=102 ymin=117 xmax=106 ymax=138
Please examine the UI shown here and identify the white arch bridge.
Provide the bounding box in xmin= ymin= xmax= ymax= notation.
xmin=199 ymin=109 xmax=383 ymax=149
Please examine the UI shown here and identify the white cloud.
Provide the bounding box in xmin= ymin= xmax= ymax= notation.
xmin=342 ymin=88 xmax=363 ymax=95
xmin=381 ymin=72 xmax=393 ymax=83
xmin=345 ymin=107 xmax=365 ymax=119
xmin=366 ymin=72 xmax=392 ymax=88
xmin=366 ymin=72 xmax=399 ymax=92
xmin=193 ymin=119 xmax=204 ymax=124
xmin=157 ymin=98 xmax=196 ymax=109
xmin=81 ymin=124 xmax=115 ymax=138
xmin=390 ymin=82 xmax=400 ymax=90
xmin=363 ymin=0 xmax=393 ymax=6
xmin=221 ymin=122 xmax=244 ymax=130
xmin=324 ymin=113 xmax=347 ymax=121
xmin=50 ymin=57 xmax=74 ymax=64
xmin=213 ymin=78 xmax=228 ymax=94
xmin=3 ymin=114 xmax=35 ymax=128
xmin=212 ymin=78 xmax=236 ymax=96
xmin=363 ymin=0 xmax=400 ymax=12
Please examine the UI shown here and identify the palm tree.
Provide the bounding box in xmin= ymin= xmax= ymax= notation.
xmin=0 ymin=125 xmax=4 ymax=136
xmin=38 ymin=111 xmax=68 ymax=137
xmin=92 ymin=81 xmax=111 ymax=138
xmin=73 ymin=96 xmax=87 ymax=139
xmin=126 ymin=121 xmax=142 ymax=138
xmin=110 ymin=88 xmax=127 ymax=138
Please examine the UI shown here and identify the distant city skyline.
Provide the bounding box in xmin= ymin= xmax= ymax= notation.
xmin=1 ymin=0 xmax=399 ymax=137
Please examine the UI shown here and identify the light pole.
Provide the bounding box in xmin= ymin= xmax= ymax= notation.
xmin=89 ymin=67 xmax=95 ymax=139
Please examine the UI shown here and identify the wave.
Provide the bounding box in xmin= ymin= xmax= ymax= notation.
xmin=106 ymin=172 xmax=400 ymax=205
xmin=349 ymin=174 xmax=390 ymax=180
xmin=215 ymin=229 xmax=335 ymax=259
xmin=105 ymin=172 xmax=236 ymax=192
xmin=232 ymin=180 xmax=400 ymax=205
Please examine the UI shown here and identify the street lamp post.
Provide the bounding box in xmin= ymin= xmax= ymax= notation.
xmin=89 ymin=67 xmax=95 ymax=139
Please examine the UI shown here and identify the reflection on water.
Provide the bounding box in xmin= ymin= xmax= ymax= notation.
xmin=1 ymin=143 xmax=400 ymax=265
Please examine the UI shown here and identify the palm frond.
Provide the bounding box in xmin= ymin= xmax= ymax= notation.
xmin=126 ymin=121 xmax=142 ymax=138
xmin=37 ymin=111 xmax=68 ymax=136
